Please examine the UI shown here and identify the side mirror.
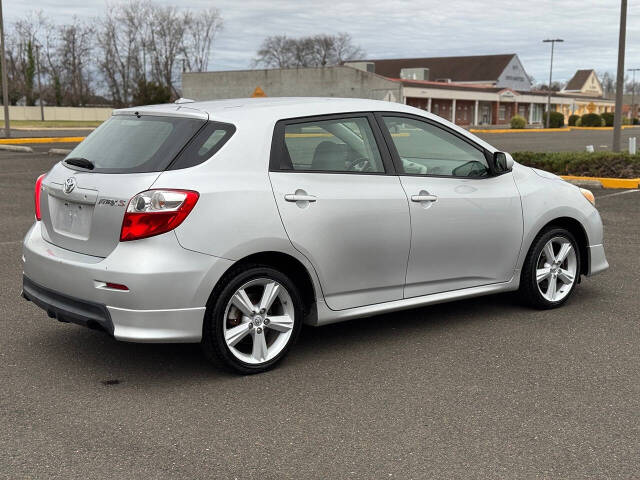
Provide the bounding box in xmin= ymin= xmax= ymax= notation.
xmin=493 ymin=151 xmax=514 ymax=173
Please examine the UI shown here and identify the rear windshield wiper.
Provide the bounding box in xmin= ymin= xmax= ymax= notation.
xmin=64 ymin=157 xmax=95 ymax=170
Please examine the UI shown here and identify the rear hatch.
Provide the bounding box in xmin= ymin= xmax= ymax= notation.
xmin=39 ymin=107 xmax=209 ymax=257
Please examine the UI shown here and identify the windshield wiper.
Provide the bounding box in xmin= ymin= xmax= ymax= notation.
xmin=64 ymin=157 xmax=95 ymax=170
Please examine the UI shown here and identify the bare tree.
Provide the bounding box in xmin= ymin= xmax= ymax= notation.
xmin=58 ymin=19 xmax=95 ymax=106
xmin=97 ymin=1 xmax=146 ymax=106
xmin=253 ymin=35 xmax=293 ymax=69
xmin=331 ymin=33 xmax=364 ymax=64
xmin=182 ymin=8 xmax=223 ymax=72
xmin=5 ymin=11 xmax=47 ymax=105
xmin=7 ymin=2 xmax=224 ymax=107
xmin=253 ymin=33 xmax=364 ymax=69
xmin=599 ymin=71 xmax=616 ymax=98
xmin=41 ymin=20 xmax=64 ymax=105
xmin=147 ymin=6 xmax=187 ymax=98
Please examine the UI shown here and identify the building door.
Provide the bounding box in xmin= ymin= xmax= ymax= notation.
xmin=481 ymin=104 xmax=491 ymax=124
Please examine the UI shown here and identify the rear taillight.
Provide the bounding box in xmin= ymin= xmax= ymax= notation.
xmin=120 ymin=189 xmax=199 ymax=242
xmin=34 ymin=173 xmax=46 ymax=221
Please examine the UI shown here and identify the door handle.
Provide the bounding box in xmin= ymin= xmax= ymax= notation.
xmin=411 ymin=194 xmax=437 ymax=202
xmin=285 ymin=193 xmax=317 ymax=202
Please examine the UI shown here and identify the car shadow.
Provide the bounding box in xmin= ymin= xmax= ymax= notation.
xmin=33 ymin=292 xmax=522 ymax=383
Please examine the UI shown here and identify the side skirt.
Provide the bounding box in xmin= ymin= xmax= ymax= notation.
xmin=307 ymin=274 xmax=520 ymax=327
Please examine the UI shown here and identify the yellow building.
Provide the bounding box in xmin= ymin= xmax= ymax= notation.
xmin=558 ymin=70 xmax=612 ymax=119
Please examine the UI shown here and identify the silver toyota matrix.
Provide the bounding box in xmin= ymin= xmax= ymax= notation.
xmin=22 ymin=98 xmax=608 ymax=373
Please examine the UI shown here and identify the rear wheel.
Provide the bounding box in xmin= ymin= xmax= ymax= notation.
xmin=519 ymin=228 xmax=580 ymax=309
xmin=202 ymin=265 xmax=303 ymax=374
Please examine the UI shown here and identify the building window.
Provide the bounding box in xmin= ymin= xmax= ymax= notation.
xmin=499 ymin=105 xmax=506 ymax=121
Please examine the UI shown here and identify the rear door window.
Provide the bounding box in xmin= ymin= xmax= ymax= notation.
xmin=63 ymin=115 xmax=206 ymax=173
xmin=275 ymin=116 xmax=385 ymax=173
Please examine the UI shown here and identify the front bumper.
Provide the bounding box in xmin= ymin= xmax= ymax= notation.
xmin=587 ymin=244 xmax=609 ymax=276
xmin=22 ymin=222 xmax=233 ymax=342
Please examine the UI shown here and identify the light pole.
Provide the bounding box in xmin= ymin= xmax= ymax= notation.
xmin=0 ymin=0 xmax=10 ymax=137
xmin=613 ymin=0 xmax=627 ymax=152
xmin=628 ymin=68 xmax=640 ymax=121
xmin=543 ymin=38 xmax=564 ymax=128
xmin=35 ymin=43 xmax=44 ymax=122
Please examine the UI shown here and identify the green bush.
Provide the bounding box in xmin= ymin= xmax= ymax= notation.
xmin=510 ymin=115 xmax=526 ymax=129
xmin=633 ymin=118 xmax=639 ymax=125
xmin=542 ymin=111 xmax=565 ymax=128
xmin=580 ymin=113 xmax=603 ymax=127
xmin=601 ymin=112 xmax=614 ymax=126
xmin=575 ymin=117 xmax=582 ymax=127
xmin=512 ymin=151 xmax=640 ymax=178
xmin=622 ymin=117 xmax=631 ymax=125
xmin=568 ymin=114 xmax=580 ymax=126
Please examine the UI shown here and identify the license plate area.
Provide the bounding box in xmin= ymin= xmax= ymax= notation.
xmin=50 ymin=196 xmax=94 ymax=239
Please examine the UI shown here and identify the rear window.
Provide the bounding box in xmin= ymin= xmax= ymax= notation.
xmin=168 ymin=121 xmax=235 ymax=170
xmin=63 ymin=115 xmax=232 ymax=173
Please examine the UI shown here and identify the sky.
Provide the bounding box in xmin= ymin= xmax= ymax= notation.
xmin=5 ymin=0 xmax=640 ymax=84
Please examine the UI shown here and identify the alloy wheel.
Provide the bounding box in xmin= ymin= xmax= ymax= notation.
xmin=535 ymin=236 xmax=578 ymax=302
xmin=222 ymin=278 xmax=295 ymax=364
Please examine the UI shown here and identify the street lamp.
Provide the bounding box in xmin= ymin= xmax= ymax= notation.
xmin=628 ymin=68 xmax=640 ymax=122
xmin=543 ymin=38 xmax=564 ymax=128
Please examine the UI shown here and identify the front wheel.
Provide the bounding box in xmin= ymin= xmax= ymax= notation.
xmin=202 ymin=265 xmax=303 ymax=374
xmin=519 ymin=228 xmax=581 ymax=309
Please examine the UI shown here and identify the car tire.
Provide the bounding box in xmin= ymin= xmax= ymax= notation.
xmin=201 ymin=264 xmax=303 ymax=374
xmin=519 ymin=227 xmax=581 ymax=309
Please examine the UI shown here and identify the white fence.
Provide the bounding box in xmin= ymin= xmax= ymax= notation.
xmin=0 ymin=106 xmax=113 ymax=122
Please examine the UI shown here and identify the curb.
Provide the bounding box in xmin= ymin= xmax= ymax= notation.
xmin=0 ymin=137 xmax=85 ymax=145
xmin=0 ymin=144 xmax=34 ymax=153
xmin=570 ymin=125 xmax=640 ymax=131
xmin=48 ymin=148 xmax=72 ymax=156
xmin=13 ymin=126 xmax=99 ymax=131
xmin=561 ymin=178 xmax=603 ymax=189
xmin=470 ymin=128 xmax=571 ymax=133
xmin=470 ymin=125 xmax=640 ymax=134
xmin=560 ymin=175 xmax=640 ymax=189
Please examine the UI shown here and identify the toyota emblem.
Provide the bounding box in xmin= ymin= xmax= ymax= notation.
xmin=63 ymin=177 xmax=77 ymax=194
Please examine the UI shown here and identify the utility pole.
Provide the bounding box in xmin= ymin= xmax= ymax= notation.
xmin=628 ymin=68 xmax=640 ymax=122
xmin=35 ymin=43 xmax=44 ymax=122
xmin=0 ymin=0 xmax=10 ymax=137
xmin=543 ymin=38 xmax=563 ymax=128
xmin=613 ymin=0 xmax=627 ymax=152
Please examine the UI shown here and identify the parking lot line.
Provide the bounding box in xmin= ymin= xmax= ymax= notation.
xmin=596 ymin=189 xmax=639 ymax=199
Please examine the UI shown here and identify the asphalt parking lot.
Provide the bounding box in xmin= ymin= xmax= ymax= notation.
xmin=1 ymin=149 xmax=639 ymax=479
xmin=476 ymin=127 xmax=640 ymax=153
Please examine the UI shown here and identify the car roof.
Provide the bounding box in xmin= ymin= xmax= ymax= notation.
xmin=113 ymin=97 xmax=498 ymax=153
xmin=114 ymin=97 xmax=418 ymax=121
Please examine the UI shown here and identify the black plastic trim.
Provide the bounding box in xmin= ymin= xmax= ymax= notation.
xmin=22 ymin=276 xmax=114 ymax=335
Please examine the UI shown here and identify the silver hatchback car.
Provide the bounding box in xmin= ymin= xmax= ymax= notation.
xmin=22 ymin=98 xmax=608 ymax=373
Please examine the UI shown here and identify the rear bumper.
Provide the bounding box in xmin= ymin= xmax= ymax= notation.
xmin=22 ymin=222 xmax=234 ymax=342
xmin=22 ymin=275 xmax=114 ymax=334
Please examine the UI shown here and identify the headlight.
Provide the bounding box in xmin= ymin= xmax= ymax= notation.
xmin=580 ymin=188 xmax=595 ymax=206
